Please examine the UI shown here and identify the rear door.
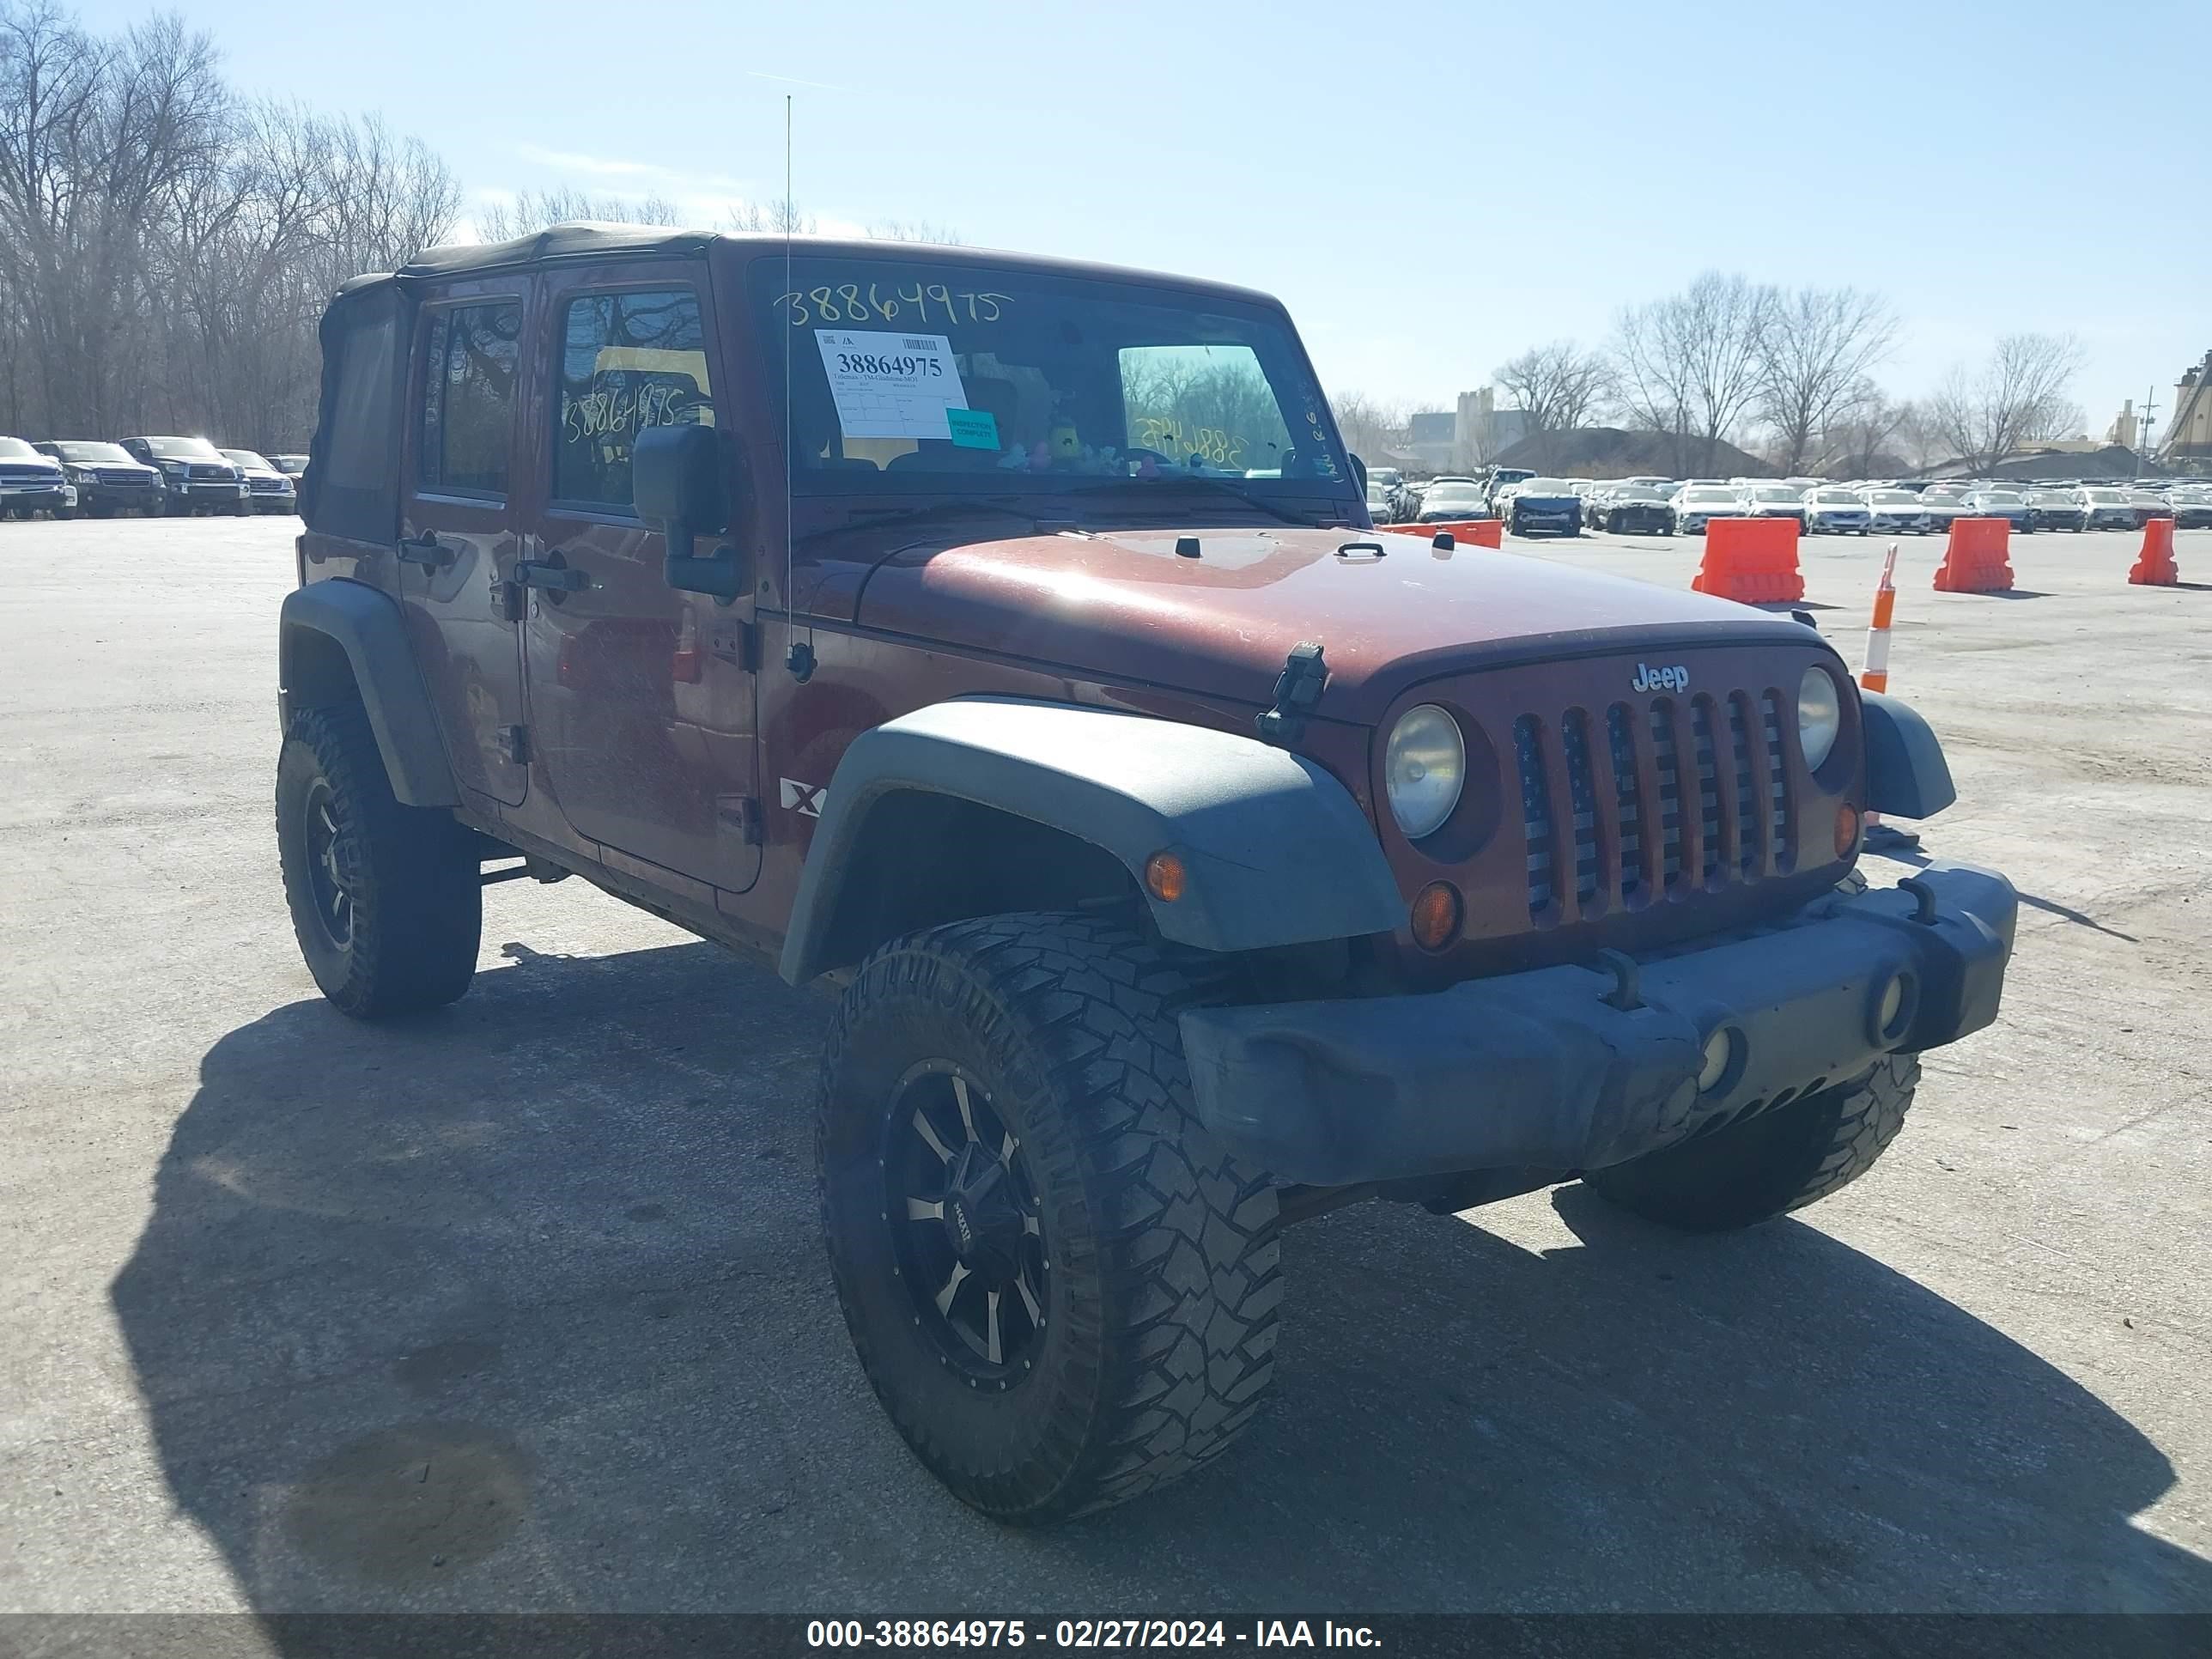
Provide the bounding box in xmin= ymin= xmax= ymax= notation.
xmin=515 ymin=261 xmax=760 ymax=896
xmin=400 ymin=276 xmax=532 ymax=808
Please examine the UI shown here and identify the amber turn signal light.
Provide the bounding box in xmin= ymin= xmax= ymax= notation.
xmin=1835 ymin=804 xmax=1862 ymax=859
xmin=1144 ymin=851 xmax=1187 ymax=902
xmin=1411 ymin=881 xmax=1463 ymax=951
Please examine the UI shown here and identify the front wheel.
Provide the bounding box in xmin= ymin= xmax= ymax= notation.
xmin=1582 ymin=1055 xmax=1919 ymax=1231
xmin=817 ymin=913 xmax=1280 ymax=1522
xmin=276 ymin=703 xmax=482 ymax=1018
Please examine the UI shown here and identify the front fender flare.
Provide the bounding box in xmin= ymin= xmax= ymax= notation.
xmin=778 ymin=697 xmax=1406 ymax=984
xmin=278 ymin=580 xmax=459 ymax=807
xmin=1860 ymin=690 xmax=1955 ymax=821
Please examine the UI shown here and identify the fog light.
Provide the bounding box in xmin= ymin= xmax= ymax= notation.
xmin=1410 ymin=881 xmax=1462 ymax=951
xmin=1697 ymin=1029 xmax=1737 ymax=1093
xmin=1875 ymin=971 xmax=1916 ymax=1043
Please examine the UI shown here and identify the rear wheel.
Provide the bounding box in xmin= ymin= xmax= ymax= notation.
xmin=276 ymin=703 xmax=481 ymax=1018
xmin=818 ymin=913 xmax=1280 ymax=1522
xmin=1583 ymin=1055 xmax=1918 ymax=1231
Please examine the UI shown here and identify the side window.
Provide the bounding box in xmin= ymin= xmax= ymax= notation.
xmin=418 ymin=301 xmax=521 ymax=497
xmin=554 ymin=289 xmax=714 ymax=511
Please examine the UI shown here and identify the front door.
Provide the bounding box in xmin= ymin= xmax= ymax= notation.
xmin=399 ymin=278 xmax=532 ymax=808
xmin=516 ymin=263 xmax=760 ymax=895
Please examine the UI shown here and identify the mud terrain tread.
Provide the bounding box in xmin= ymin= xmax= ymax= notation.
xmin=276 ymin=702 xmax=480 ymax=1018
xmin=817 ymin=913 xmax=1279 ymax=1522
xmin=1583 ymin=1055 xmax=1920 ymax=1232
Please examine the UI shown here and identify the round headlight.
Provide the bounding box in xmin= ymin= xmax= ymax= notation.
xmin=1797 ymin=665 xmax=1841 ymax=772
xmin=1385 ymin=704 xmax=1465 ymax=840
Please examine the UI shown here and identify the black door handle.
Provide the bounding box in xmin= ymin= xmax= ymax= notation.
xmin=397 ymin=532 xmax=452 ymax=568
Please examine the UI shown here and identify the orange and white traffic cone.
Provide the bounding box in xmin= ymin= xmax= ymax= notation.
xmin=1858 ymin=543 xmax=1918 ymax=854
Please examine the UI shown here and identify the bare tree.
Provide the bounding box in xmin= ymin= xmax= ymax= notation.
xmin=1328 ymin=390 xmax=1408 ymax=460
xmin=1814 ymin=386 xmax=1914 ymax=478
xmin=1493 ymin=341 xmax=1613 ymax=438
xmin=724 ymin=197 xmax=813 ymax=235
xmin=867 ymin=219 xmax=963 ymax=245
xmin=1928 ymin=333 xmax=2085 ymax=471
xmin=1610 ymin=271 xmax=1777 ymax=476
xmin=0 ymin=0 xmax=456 ymax=445
xmin=1757 ymin=286 xmax=1898 ymax=476
xmin=475 ymin=186 xmax=680 ymax=241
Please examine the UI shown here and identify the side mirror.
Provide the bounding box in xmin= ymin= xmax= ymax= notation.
xmin=635 ymin=424 xmax=741 ymax=603
xmin=1348 ymin=452 xmax=1369 ymax=494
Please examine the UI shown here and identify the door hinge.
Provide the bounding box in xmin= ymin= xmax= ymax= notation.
xmin=717 ymin=794 xmax=763 ymax=847
xmin=496 ymin=724 xmax=531 ymax=766
xmin=1255 ymin=640 xmax=1328 ymax=745
xmin=711 ymin=619 xmax=760 ymax=671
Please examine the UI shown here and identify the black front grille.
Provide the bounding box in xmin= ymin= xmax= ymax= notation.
xmin=185 ymin=463 xmax=229 ymax=480
xmin=0 ymin=465 xmax=58 ymax=483
xmin=247 ymin=477 xmax=287 ymax=492
xmin=1519 ymin=685 xmax=1799 ymax=923
xmin=95 ymin=469 xmax=154 ymax=486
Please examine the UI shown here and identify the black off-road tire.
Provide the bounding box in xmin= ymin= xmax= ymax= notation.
xmin=817 ymin=913 xmax=1280 ymax=1522
xmin=276 ymin=703 xmax=481 ymax=1018
xmin=1583 ymin=1054 xmax=1920 ymax=1232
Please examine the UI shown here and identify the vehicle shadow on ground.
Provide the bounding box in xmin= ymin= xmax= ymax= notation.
xmin=112 ymin=941 xmax=2211 ymax=1623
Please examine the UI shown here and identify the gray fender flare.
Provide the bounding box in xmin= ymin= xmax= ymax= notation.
xmin=1860 ymin=690 xmax=1955 ymax=820
xmin=778 ymin=697 xmax=1406 ymax=984
xmin=278 ymin=580 xmax=459 ymax=807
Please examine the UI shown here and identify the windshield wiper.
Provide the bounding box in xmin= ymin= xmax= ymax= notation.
xmin=1069 ymin=476 xmax=1339 ymax=528
xmin=823 ymin=498 xmax=1051 ymax=538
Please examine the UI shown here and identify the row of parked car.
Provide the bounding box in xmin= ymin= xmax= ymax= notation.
xmin=0 ymin=434 xmax=307 ymax=520
xmin=1369 ymin=468 xmax=2210 ymax=538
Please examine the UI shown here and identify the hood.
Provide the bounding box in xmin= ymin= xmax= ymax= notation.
xmin=856 ymin=526 xmax=1788 ymax=723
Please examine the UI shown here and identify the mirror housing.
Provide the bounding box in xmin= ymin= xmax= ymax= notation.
xmin=635 ymin=424 xmax=741 ymax=603
xmin=1348 ymin=452 xmax=1369 ymax=494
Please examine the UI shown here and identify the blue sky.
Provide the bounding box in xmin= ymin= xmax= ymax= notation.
xmin=80 ymin=0 xmax=2210 ymax=440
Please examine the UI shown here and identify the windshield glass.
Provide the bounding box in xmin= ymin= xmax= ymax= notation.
xmin=221 ymin=449 xmax=274 ymax=470
xmin=51 ymin=441 xmax=133 ymax=463
xmin=1520 ymin=478 xmax=1570 ymax=493
xmin=1612 ymin=486 xmax=1664 ymax=501
xmin=0 ymin=437 xmax=35 ymax=459
xmin=141 ymin=437 xmax=222 ymax=460
xmin=1810 ymin=490 xmax=1856 ymax=503
xmin=1425 ymin=485 xmax=1483 ymax=502
xmin=1867 ymin=490 xmax=1915 ymax=504
xmin=1683 ymin=488 xmax=1734 ymax=503
xmin=1978 ymin=491 xmax=2023 ymax=504
xmin=751 ymin=258 xmax=1350 ymax=505
xmin=1750 ymin=487 xmax=1801 ymax=502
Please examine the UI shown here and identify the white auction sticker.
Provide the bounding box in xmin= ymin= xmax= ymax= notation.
xmin=815 ymin=330 xmax=967 ymax=440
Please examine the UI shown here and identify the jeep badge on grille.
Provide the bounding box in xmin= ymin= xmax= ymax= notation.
xmin=1632 ymin=664 xmax=1689 ymax=694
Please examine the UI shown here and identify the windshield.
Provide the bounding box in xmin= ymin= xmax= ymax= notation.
xmin=751 ymin=258 xmax=1350 ymax=507
xmin=1520 ymin=478 xmax=1570 ymax=493
xmin=1867 ymin=490 xmax=1915 ymax=504
xmin=50 ymin=441 xmax=133 ymax=463
xmin=1810 ymin=490 xmax=1857 ymax=503
xmin=141 ymin=437 xmax=222 ymax=460
xmin=221 ymin=449 xmax=274 ymax=471
xmin=1978 ymin=491 xmax=2023 ymax=504
xmin=1683 ymin=488 xmax=1734 ymax=503
xmin=1612 ymin=486 xmax=1664 ymax=501
xmin=1425 ymin=485 xmax=1483 ymax=504
xmin=1750 ymin=487 xmax=1802 ymax=502
xmin=0 ymin=437 xmax=34 ymax=459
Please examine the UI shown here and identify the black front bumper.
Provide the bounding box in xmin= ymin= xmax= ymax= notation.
xmin=1179 ymin=863 xmax=2017 ymax=1186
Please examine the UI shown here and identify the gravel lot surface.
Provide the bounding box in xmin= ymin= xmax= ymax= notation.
xmin=2 ymin=517 xmax=2207 ymax=1622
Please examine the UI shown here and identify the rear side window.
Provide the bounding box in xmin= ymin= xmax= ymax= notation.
xmin=553 ymin=289 xmax=714 ymax=511
xmin=419 ymin=301 xmax=522 ymax=497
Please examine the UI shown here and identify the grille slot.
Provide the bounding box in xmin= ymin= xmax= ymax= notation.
xmin=1561 ymin=709 xmax=1601 ymax=908
xmin=1516 ymin=680 xmax=1797 ymax=921
xmin=1607 ymin=703 xmax=1643 ymax=902
xmin=1650 ymin=701 xmax=1684 ymax=890
xmin=1514 ymin=716 xmax=1554 ymax=915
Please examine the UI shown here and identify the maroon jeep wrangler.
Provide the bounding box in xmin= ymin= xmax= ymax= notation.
xmin=277 ymin=226 xmax=2016 ymax=1522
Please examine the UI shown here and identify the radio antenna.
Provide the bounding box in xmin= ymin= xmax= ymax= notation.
xmin=782 ymin=93 xmax=813 ymax=681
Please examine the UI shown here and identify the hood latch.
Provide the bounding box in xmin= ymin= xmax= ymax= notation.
xmin=1255 ymin=641 xmax=1328 ymax=746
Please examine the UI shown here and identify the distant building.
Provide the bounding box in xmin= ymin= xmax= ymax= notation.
xmin=1406 ymin=410 xmax=1457 ymax=471
xmin=1453 ymin=387 xmax=1529 ymax=471
xmin=2166 ymin=351 xmax=2212 ymax=460
xmin=2106 ymin=401 xmax=2139 ymax=450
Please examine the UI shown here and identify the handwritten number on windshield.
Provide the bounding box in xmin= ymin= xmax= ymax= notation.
xmin=775 ymin=284 xmax=1010 ymax=327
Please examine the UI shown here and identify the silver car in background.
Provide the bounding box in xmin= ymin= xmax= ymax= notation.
xmin=1857 ymin=488 xmax=1934 ymax=535
xmin=1801 ymin=486 xmax=1872 ymax=535
xmin=1670 ymin=483 xmax=1741 ymax=534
